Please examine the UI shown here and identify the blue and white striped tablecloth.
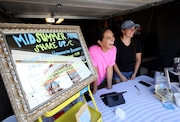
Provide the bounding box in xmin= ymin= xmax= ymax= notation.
xmin=88 ymin=75 xmax=180 ymax=122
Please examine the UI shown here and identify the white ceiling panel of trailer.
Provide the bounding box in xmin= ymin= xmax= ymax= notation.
xmin=0 ymin=0 xmax=175 ymax=20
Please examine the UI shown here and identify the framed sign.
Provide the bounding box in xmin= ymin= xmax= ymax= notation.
xmin=0 ymin=23 xmax=97 ymax=122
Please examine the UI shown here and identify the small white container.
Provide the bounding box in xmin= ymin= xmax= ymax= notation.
xmin=174 ymin=93 xmax=180 ymax=107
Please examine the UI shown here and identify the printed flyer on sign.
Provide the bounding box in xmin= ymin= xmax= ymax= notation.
xmin=12 ymin=50 xmax=91 ymax=109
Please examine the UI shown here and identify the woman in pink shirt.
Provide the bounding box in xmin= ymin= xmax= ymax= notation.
xmin=89 ymin=28 xmax=116 ymax=94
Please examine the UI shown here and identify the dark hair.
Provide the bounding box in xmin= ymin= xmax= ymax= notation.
xmin=89 ymin=28 xmax=110 ymax=46
xmin=97 ymin=28 xmax=109 ymax=41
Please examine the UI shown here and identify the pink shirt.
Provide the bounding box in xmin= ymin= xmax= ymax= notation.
xmin=89 ymin=45 xmax=116 ymax=85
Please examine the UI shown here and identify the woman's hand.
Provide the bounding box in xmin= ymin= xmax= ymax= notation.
xmin=120 ymin=75 xmax=128 ymax=82
xmin=130 ymin=73 xmax=136 ymax=80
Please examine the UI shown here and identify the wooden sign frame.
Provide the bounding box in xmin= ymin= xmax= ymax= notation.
xmin=0 ymin=23 xmax=97 ymax=122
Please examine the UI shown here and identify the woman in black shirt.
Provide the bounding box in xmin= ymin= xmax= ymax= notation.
xmin=113 ymin=20 xmax=142 ymax=83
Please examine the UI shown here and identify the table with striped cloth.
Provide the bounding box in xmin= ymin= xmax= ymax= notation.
xmin=88 ymin=75 xmax=180 ymax=122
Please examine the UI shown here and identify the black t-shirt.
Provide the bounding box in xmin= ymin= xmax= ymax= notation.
xmin=115 ymin=38 xmax=142 ymax=72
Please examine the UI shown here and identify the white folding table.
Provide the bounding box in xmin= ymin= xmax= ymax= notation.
xmin=88 ymin=75 xmax=180 ymax=122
